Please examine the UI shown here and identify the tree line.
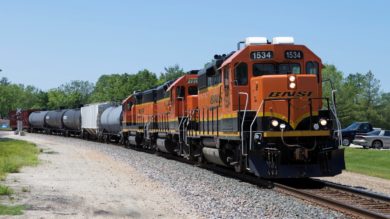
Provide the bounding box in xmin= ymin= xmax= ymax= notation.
xmin=322 ymin=65 xmax=389 ymax=129
xmin=0 ymin=65 xmax=184 ymax=115
xmin=0 ymin=64 xmax=389 ymax=129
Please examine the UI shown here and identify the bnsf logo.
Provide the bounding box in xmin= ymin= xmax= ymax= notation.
xmin=268 ymin=91 xmax=313 ymax=98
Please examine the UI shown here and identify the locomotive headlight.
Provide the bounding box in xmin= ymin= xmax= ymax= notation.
xmin=313 ymin=123 xmax=320 ymax=130
xmin=289 ymin=75 xmax=296 ymax=82
xmin=319 ymin=118 xmax=328 ymax=126
xmin=289 ymin=82 xmax=296 ymax=89
xmin=271 ymin=119 xmax=279 ymax=127
xmin=280 ymin=123 xmax=286 ymax=129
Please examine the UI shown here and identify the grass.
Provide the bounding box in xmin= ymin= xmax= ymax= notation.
xmin=0 ymin=138 xmax=39 ymax=180
xmin=0 ymin=128 xmax=12 ymax=131
xmin=344 ymin=147 xmax=390 ymax=180
xmin=0 ymin=138 xmax=39 ymax=215
xmin=0 ymin=205 xmax=24 ymax=215
xmin=0 ymin=185 xmax=13 ymax=196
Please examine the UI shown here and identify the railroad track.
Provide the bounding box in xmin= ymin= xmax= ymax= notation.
xmin=156 ymin=151 xmax=390 ymax=218
xmin=57 ymin=137 xmax=390 ymax=218
xmin=274 ymin=179 xmax=390 ymax=219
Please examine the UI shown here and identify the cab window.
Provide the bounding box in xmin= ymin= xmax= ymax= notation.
xmin=234 ymin=63 xmax=248 ymax=85
xmin=127 ymin=102 xmax=133 ymax=110
xmin=279 ymin=63 xmax=300 ymax=74
xmin=188 ymin=86 xmax=197 ymax=95
xmin=253 ymin=64 xmax=275 ymax=76
xmin=306 ymin=61 xmax=319 ymax=74
xmin=176 ymin=86 xmax=185 ymax=99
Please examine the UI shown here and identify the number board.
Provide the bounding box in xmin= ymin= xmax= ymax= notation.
xmin=250 ymin=51 xmax=273 ymax=60
xmin=285 ymin=50 xmax=303 ymax=59
xmin=187 ymin=78 xmax=198 ymax=84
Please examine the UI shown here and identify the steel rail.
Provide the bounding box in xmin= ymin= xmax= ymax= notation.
xmin=274 ymin=181 xmax=390 ymax=219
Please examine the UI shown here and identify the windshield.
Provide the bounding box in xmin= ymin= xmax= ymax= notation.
xmin=366 ymin=130 xmax=381 ymax=136
xmin=253 ymin=63 xmax=300 ymax=76
xmin=344 ymin=122 xmax=361 ymax=130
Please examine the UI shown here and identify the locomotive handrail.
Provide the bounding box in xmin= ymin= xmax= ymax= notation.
xmin=249 ymin=100 xmax=264 ymax=151
xmin=238 ymin=92 xmax=249 ymax=156
xmin=331 ymin=90 xmax=342 ymax=147
xmin=177 ymin=97 xmax=186 ymax=156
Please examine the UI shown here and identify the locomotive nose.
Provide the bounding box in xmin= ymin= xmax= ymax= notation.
xmin=251 ymin=74 xmax=320 ymax=129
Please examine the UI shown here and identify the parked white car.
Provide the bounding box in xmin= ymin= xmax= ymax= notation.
xmin=353 ymin=130 xmax=390 ymax=149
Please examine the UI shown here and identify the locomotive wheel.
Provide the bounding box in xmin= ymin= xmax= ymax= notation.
xmin=234 ymin=159 xmax=245 ymax=173
xmin=124 ymin=140 xmax=130 ymax=149
xmin=196 ymin=155 xmax=204 ymax=167
xmin=234 ymin=144 xmax=245 ymax=173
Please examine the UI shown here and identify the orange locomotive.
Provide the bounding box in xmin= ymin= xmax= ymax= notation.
xmin=122 ymin=72 xmax=199 ymax=154
xmin=123 ymin=37 xmax=345 ymax=178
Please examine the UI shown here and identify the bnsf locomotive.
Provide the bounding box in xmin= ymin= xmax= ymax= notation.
xmin=19 ymin=37 xmax=345 ymax=178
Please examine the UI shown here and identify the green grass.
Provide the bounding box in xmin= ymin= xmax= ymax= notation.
xmin=0 ymin=185 xmax=13 ymax=196
xmin=0 ymin=138 xmax=39 ymax=215
xmin=0 ymin=138 xmax=39 ymax=180
xmin=0 ymin=205 xmax=24 ymax=215
xmin=344 ymin=147 xmax=390 ymax=180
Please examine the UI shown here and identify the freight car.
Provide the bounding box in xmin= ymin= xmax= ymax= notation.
xmin=29 ymin=111 xmax=49 ymax=133
xmin=62 ymin=109 xmax=82 ymax=137
xmin=100 ymin=105 xmax=123 ymax=143
xmin=8 ymin=109 xmax=37 ymax=131
xmin=45 ymin=110 xmax=68 ymax=135
xmin=80 ymin=102 xmax=113 ymax=140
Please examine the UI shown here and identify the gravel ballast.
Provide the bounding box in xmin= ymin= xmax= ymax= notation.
xmin=3 ymin=132 xmax=346 ymax=218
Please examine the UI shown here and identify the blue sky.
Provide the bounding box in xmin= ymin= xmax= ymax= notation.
xmin=1 ymin=1 xmax=389 ymax=91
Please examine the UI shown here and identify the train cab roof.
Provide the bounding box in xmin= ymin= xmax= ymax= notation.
xmin=122 ymin=92 xmax=142 ymax=105
xmin=220 ymin=36 xmax=321 ymax=68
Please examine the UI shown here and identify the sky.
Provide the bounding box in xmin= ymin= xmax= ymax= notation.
xmin=0 ymin=1 xmax=389 ymax=91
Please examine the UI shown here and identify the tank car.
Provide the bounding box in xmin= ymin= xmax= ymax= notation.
xmin=62 ymin=109 xmax=82 ymax=136
xmin=45 ymin=110 xmax=67 ymax=135
xmin=100 ymin=105 xmax=123 ymax=143
xmin=29 ymin=111 xmax=49 ymax=133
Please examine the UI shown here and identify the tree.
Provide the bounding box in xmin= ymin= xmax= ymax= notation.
xmin=377 ymin=92 xmax=390 ymax=129
xmin=321 ymin=66 xmax=386 ymax=128
xmin=362 ymin=70 xmax=381 ymax=122
xmin=89 ymin=70 xmax=159 ymax=103
xmin=0 ymin=79 xmax=47 ymax=117
xmin=47 ymin=80 xmax=94 ymax=109
xmin=159 ymin=64 xmax=185 ymax=84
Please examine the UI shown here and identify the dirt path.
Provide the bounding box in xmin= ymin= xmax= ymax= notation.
xmin=0 ymin=132 xmax=197 ymax=218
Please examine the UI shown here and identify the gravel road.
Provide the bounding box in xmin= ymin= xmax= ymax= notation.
xmin=0 ymin=132 xmax=347 ymax=218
